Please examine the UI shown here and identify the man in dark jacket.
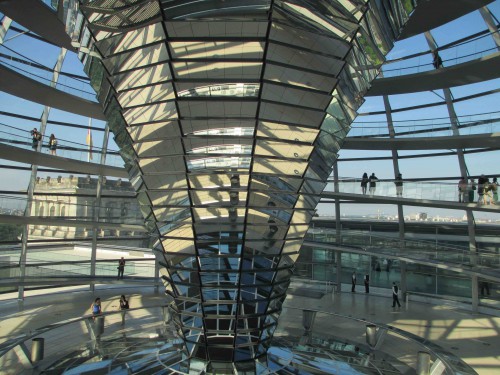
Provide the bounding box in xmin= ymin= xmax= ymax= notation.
xmin=392 ymin=282 xmax=402 ymax=308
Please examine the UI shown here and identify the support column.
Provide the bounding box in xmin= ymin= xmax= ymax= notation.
xmin=154 ymin=257 xmax=161 ymax=293
xmin=336 ymin=250 xmax=342 ymax=293
xmin=416 ymin=351 xmax=431 ymax=375
xmin=382 ymin=92 xmax=405 ymax=250
xmin=18 ymin=47 xmax=67 ymax=299
xmin=90 ymin=124 xmax=109 ymax=291
xmin=479 ymin=7 xmax=500 ymax=50
xmin=366 ymin=324 xmax=377 ymax=347
xmin=333 ymin=162 xmax=342 ymax=292
xmin=0 ymin=16 xmax=11 ymax=43
xmin=31 ymin=338 xmax=45 ymax=363
xmin=425 ymin=32 xmax=478 ymax=311
xmin=400 ymin=260 xmax=407 ymax=298
xmin=300 ymin=309 xmax=317 ymax=345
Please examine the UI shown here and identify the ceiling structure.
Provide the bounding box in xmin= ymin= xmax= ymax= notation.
xmin=67 ymin=0 xmax=413 ymax=367
xmin=0 ymin=0 xmax=499 ymax=373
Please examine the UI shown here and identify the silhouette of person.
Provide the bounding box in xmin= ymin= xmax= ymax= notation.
xmin=361 ymin=173 xmax=368 ymax=195
xmin=369 ymin=173 xmax=378 ymax=196
xmin=392 ymin=282 xmax=402 ymax=307
xmin=432 ymin=50 xmax=443 ymax=69
xmin=394 ymin=173 xmax=403 ymax=197
xmin=117 ymin=257 xmax=125 ymax=279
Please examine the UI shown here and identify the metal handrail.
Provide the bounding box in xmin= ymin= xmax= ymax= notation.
xmin=0 ymin=303 xmax=477 ymax=374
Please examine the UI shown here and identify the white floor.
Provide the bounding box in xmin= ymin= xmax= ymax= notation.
xmin=0 ymin=284 xmax=498 ymax=374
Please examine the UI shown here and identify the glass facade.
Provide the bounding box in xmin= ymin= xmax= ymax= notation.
xmin=0 ymin=0 xmax=499 ymax=373
xmin=65 ymin=0 xmax=416 ymax=364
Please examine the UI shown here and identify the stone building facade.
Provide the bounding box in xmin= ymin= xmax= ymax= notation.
xmin=30 ymin=175 xmax=145 ymax=245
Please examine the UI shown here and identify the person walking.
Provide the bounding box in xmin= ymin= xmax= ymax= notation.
xmin=117 ymin=257 xmax=126 ymax=279
xmin=49 ymin=134 xmax=58 ymax=155
xmin=392 ymin=282 xmax=401 ymax=308
xmin=458 ymin=176 xmax=467 ymax=203
xmin=360 ymin=173 xmax=368 ymax=195
xmin=351 ymin=271 xmax=357 ymax=292
xmin=119 ymin=295 xmax=129 ymax=325
xmin=90 ymin=297 xmax=102 ymax=320
xmin=368 ymin=173 xmax=378 ymax=196
xmin=364 ymin=274 xmax=369 ymax=293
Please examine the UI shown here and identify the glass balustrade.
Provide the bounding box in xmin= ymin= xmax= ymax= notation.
xmin=0 ymin=258 xmax=155 ymax=279
xmin=0 ymin=194 xmax=144 ymax=225
xmin=381 ymin=30 xmax=500 ymax=78
xmin=0 ymin=58 xmax=97 ymax=102
xmin=306 ymin=229 xmax=500 ymax=271
xmin=41 ymin=0 xmax=59 ymax=11
xmin=26 ymin=259 xmax=155 ymax=278
xmin=324 ymin=179 xmax=499 ymax=205
xmin=0 ymin=124 xmax=124 ymax=167
xmin=277 ymin=307 xmax=476 ymax=375
xmin=0 ymin=305 xmax=474 ymax=374
xmin=349 ymin=112 xmax=500 ymax=138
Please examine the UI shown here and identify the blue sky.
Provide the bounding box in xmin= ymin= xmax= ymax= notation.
xmin=0 ymin=2 xmax=499 ymax=221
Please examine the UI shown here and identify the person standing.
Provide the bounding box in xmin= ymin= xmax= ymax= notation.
xmin=480 ymin=281 xmax=490 ymax=297
xmin=468 ymin=178 xmax=476 ymax=203
xmin=432 ymin=50 xmax=443 ymax=69
xmin=119 ymin=295 xmax=129 ymax=325
xmin=477 ymin=174 xmax=488 ymax=204
xmin=90 ymin=297 xmax=102 ymax=320
xmin=491 ymin=177 xmax=498 ymax=204
xmin=30 ymin=128 xmax=41 ymax=150
xmin=351 ymin=271 xmax=357 ymax=292
xmin=394 ymin=173 xmax=403 ymax=197
xmin=364 ymin=274 xmax=369 ymax=293
xmin=458 ymin=176 xmax=467 ymax=203
xmin=49 ymin=134 xmax=58 ymax=155
xmin=117 ymin=257 xmax=125 ymax=279
xmin=484 ymin=178 xmax=493 ymax=205
xmin=375 ymin=261 xmax=381 ymax=279
xmin=392 ymin=282 xmax=401 ymax=308
xmin=368 ymin=173 xmax=378 ymax=196
xmin=361 ymin=173 xmax=368 ymax=195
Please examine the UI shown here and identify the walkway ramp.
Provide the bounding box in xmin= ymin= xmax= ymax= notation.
xmin=0 ymin=0 xmax=74 ymax=50
xmin=367 ymin=52 xmax=500 ymax=96
xmin=0 ymin=143 xmax=127 ymax=178
xmin=0 ymin=276 xmax=155 ymax=288
xmin=343 ymin=132 xmax=500 ymax=150
xmin=303 ymin=240 xmax=500 ymax=283
xmin=0 ymin=214 xmax=146 ymax=232
xmin=0 ymin=64 xmax=105 ymax=120
xmin=321 ymin=191 xmax=500 ymax=213
xmin=398 ymin=0 xmax=493 ymax=40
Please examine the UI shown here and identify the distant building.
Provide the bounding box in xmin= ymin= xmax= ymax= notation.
xmin=29 ymin=175 xmax=147 ymax=246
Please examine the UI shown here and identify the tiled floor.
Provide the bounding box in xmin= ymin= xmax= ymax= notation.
xmin=0 ymin=285 xmax=498 ymax=374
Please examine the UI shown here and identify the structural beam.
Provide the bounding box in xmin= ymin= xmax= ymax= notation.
xmin=342 ymin=132 xmax=500 ymax=150
xmin=367 ymin=52 xmax=500 ymax=96
xmin=0 ymin=64 xmax=105 ymax=120
xmin=0 ymin=0 xmax=74 ymax=50
xmin=321 ymin=191 xmax=500 ymax=213
xmin=0 ymin=143 xmax=127 ymax=178
xmin=398 ymin=0 xmax=493 ymax=40
xmin=0 ymin=214 xmax=146 ymax=231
